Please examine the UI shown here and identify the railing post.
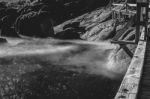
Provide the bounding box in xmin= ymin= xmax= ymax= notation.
xmin=136 ymin=0 xmax=149 ymax=43
xmin=136 ymin=2 xmax=141 ymax=43
xmin=145 ymin=0 xmax=149 ymax=41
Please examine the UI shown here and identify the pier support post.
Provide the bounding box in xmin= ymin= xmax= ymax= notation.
xmin=120 ymin=44 xmax=133 ymax=58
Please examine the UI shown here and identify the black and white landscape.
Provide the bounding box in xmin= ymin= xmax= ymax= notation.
xmin=0 ymin=0 xmax=137 ymax=99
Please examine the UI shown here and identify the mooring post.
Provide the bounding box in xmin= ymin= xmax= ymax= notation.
xmin=136 ymin=2 xmax=141 ymax=43
xmin=145 ymin=0 xmax=149 ymax=41
xmin=120 ymin=44 xmax=133 ymax=58
xmin=136 ymin=0 xmax=149 ymax=43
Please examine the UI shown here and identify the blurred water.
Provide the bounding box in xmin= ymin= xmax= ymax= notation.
xmin=0 ymin=39 xmax=129 ymax=79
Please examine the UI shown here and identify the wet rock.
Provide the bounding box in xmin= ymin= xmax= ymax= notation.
xmin=1 ymin=15 xmax=19 ymax=37
xmin=55 ymin=28 xmax=81 ymax=40
xmin=0 ymin=8 xmax=19 ymax=37
xmin=81 ymin=19 xmax=115 ymax=41
xmin=63 ymin=22 xmax=80 ymax=30
xmin=0 ymin=1 xmax=7 ymax=9
xmin=0 ymin=37 xmax=7 ymax=43
xmin=89 ymin=26 xmax=115 ymax=41
xmin=15 ymin=11 xmax=54 ymax=38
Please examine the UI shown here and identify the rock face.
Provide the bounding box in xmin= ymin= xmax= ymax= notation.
xmin=29 ymin=0 xmax=110 ymax=24
xmin=54 ymin=22 xmax=85 ymax=39
xmin=15 ymin=11 xmax=54 ymax=38
xmin=0 ymin=2 xmax=55 ymax=38
xmin=0 ymin=37 xmax=7 ymax=43
xmin=0 ymin=8 xmax=19 ymax=37
xmin=55 ymin=8 xmax=115 ymax=41
xmin=0 ymin=0 xmax=110 ymax=38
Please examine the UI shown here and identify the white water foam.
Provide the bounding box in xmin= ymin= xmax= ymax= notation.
xmin=0 ymin=39 xmax=129 ymax=79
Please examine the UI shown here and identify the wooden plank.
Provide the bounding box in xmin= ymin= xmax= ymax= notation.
xmin=119 ymin=76 xmax=139 ymax=94
xmin=135 ymin=4 xmax=141 ymax=43
xmin=113 ymin=3 xmax=136 ymax=7
xmin=112 ymin=3 xmax=150 ymax=8
xmin=115 ymin=93 xmax=136 ymax=99
xmin=112 ymin=5 xmax=125 ymax=12
xmin=126 ymin=43 xmax=146 ymax=78
xmin=137 ymin=0 xmax=148 ymax=3
xmin=121 ymin=45 xmax=133 ymax=58
xmin=119 ymin=10 xmax=136 ymax=15
xmin=134 ymin=41 xmax=146 ymax=56
xmin=114 ymin=28 xmax=147 ymax=99
xmin=112 ymin=9 xmax=136 ymax=16
xmin=127 ymin=56 xmax=145 ymax=78
xmin=111 ymin=40 xmax=136 ymax=44
xmin=140 ymin=28 xmax=145 ymax=41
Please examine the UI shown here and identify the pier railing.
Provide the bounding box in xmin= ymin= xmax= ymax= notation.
xmin=114 ymin=27 xmax=147 ymax=99
xmin=113 ymin=0 xmax=149 ymax=99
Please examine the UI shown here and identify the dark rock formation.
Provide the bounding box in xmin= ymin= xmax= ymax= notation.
xmin=0 ymin=37 xmax=7 ymax=43
xmin=30 ymin=0 xmax=110 ymax=25
xmin=63 ymin=22 xmax=80 ymax=30
xmin=0 ymin=1 xmax=7 ymax=9
xmin=0 ymin=8 xmax=19 ymax=37
xmin=55 ymin=28 xmax=81 ymax=40
xmin=54 ymin=22 xmax=86 ymax=40
xmin=15 ymin=11 xmax=54 ymax=38
xmin=0 ymin=0 xmax=111 ymax=38
xmin=17 ymin=5 xmax=32 ymax=15
xmin=0 ymin=1 xmax=56 ymax=38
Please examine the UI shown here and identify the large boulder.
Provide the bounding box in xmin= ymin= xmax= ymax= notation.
xmin=15 ymin=11 xmax=54 ymax=38
xmin=0 ymin=1 xmax=7 ymax=9
xmin=0 ymin=37 xmax=7 ymax=43
xmin=54 ymin=22 xmax=85 ymax=40
xmin=0 ymin=8 xmax=19 ymax=37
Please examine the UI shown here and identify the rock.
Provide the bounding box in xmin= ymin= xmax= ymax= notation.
xmin=0 ymin=8 xmax=6 ymax=20
xmin=81 ymin=19 xmax=115 ymax=41
xmin=88 ymin=26 xmax=115 ymax=41
xmin=0 ymin=1 xmax=7 ymax=9
xmin=15 ymin=11 xmax=54 ymax=38
xmin=0 ymin=37 xmax=7 ymax=43
xmin=0 ymin=7 xmax=19 ymax=37
xmin=63 ymin=22 xmax=80 ymax=30
xmin=55 ymin=28 xmax=81 ymax=40
xmin=1 ymin=15 xmax=19 ymax=37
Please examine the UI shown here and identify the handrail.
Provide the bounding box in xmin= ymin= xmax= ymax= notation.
xmin=112 ymin=0 xmax=128 ymax=11
xmin=114 ymin=27 xmax=147 ymax=99
xmin=112 ymin=3 xmax=150 ymax=8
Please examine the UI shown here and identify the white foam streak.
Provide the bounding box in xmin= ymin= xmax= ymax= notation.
xmin=0 ymin=40 xmax=129 ymax=79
